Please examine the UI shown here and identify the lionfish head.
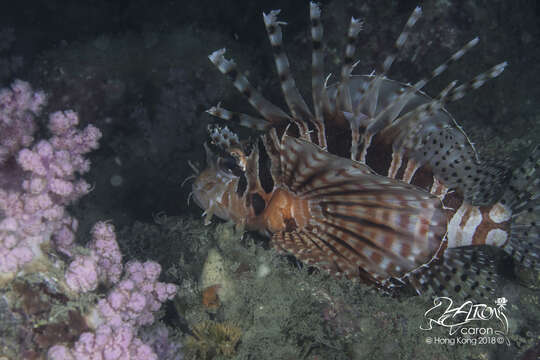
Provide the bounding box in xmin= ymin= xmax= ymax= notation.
xmin=191 ymin=125 xmax=250 ymax=225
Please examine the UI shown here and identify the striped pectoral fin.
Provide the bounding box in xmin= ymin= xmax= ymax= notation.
xmin=270 ymin=184 xmax=448 ymax=286
xmin=307 ymin=189 xmax=447 ymax=282
xmin=278 ymin=134 xmax=375 ymax=195
xmin=272 ymin=135 xmax=450 ymax=285
xmin=271 ymin=225 xmax=406 ymax=285
xmin=272 ymin=228 xmax=386 ymax=285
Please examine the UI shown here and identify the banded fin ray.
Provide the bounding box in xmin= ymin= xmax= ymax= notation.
xmin=362 ymin=37 xmax=480 ymax=138
xmin=321 ymin=7 xmax=508 ymax=205
xmin=206 ymin=103 xmax=271 ymax=132
xmin=336 ymin=15 xmax=363 ymax=114
xmin=352 ymin=7 xmax=422 ymax=122
xmin=309 ymin=2 xmax=329 ymax=148
xmin=263 ymin=9 xmax=313 ymax=129
xmin=334 ymin=64 xmax=508 ymax=205
xmin=208 ymin=48 xmax=292 ymax=126
xmin=386 ymin=62 xmax=509 ymax=205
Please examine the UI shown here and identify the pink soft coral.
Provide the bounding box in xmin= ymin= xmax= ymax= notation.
xmin=51 ymin=259 xmax=177 ymax=360
xmin=0 ymin=95 xmax=102 ymax=281
xmin=64 ymin=222 xmax=123 ymax=293
xmin=0 ymin=80 xmax=45 ymax=164
xmin=92 ymin=261 xmax=177 ymax=329
xmin=48 ymin=325 xmax=157 ymax=360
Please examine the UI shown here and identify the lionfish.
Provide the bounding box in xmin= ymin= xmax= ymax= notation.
xmin=190 ymin=3 xmax=539 ymax=299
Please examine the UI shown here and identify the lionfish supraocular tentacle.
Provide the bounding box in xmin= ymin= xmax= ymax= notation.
xmin=193 ymin=2 xmax=539 ymax=299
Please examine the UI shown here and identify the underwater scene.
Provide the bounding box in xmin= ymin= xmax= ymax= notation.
xmin=0 ymin=0 xmax=539 ymax=359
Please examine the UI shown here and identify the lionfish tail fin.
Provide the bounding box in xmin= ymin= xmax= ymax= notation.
xmin=272 ymin=135 xmax=447 ymax=285
xmin=407 ymin=246 xmax=499 ymax=302
xmin=500 ymin=145 xmax=540 ymax=269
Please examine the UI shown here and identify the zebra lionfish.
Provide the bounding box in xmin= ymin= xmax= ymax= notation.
xmin=190 ymin=3 xmax=539 ymax=299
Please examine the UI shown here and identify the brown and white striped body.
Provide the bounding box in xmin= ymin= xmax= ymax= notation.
xmin=191 ymin=3 xmax=539 ymax=297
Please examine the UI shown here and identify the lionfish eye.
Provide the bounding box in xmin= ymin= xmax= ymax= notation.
xmin=219 ymin=155 xmax=243 ymax=176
